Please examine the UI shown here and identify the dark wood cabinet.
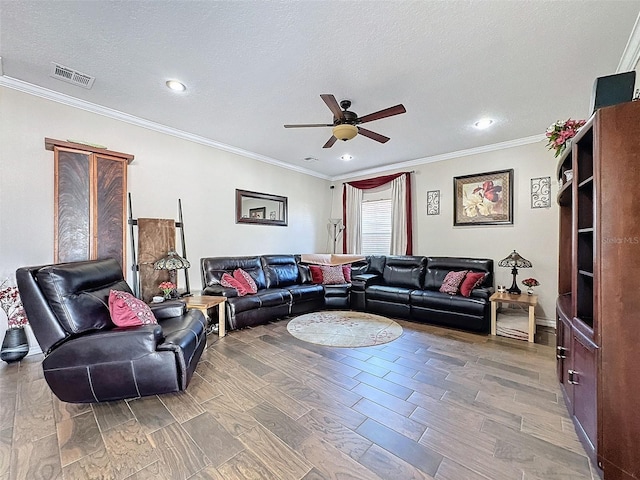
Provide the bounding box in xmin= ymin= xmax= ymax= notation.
xmin=556 ymin=100 xmax=640 ymax=480
xmin=46 ymin=138 xmax=133 ymax=271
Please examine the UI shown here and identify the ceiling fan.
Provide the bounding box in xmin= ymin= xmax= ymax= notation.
xmin=284 ymin=94 xmax=406 ymax=148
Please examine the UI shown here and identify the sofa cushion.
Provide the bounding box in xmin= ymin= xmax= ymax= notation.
xmin=221 ymin=273 xmax=248 ymax=296
xmin=287 ymin=284 xmax=324 ymax=302
xmin=439 ymin=270 xmax=468 ymax=295
xmin=109 ymin=290 xmax=158 ymax=327
xmin=424 ymin=257 xmax=493 ymax=290
xmin=366 ymin=284 xmax=412 ymax=304
xmin=411 ymin=289 xmax=487 ymax=317
xmin=459 ymin=272 xmax=487 ymax=297
xmin=342 ymin=265 xmax=352 ymax=282
xmin=309 ymin=265 xmax=324 ymax=284
xmin=227 ymin=288 xmax=292 ymax=314
xmin=320 ymin=265 xmax=346 ymax=284
xmin=262 ymin=255 xmax=299 ymax=288
xmin=233 ymin=268 xmax=257 ymax=294
xmin=382 ymin=256 xmax=427 ymax=289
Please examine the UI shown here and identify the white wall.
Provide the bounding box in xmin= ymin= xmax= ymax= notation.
xmin=332 ymin=141 xmax=559 ymax=323
xmin=0 ymin=86 xmax=331 ymax=348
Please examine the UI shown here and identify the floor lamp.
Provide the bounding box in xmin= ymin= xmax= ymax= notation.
xmin=329 ymin=218 xmax=345 ymax=254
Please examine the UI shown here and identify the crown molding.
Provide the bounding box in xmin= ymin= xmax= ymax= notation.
xmin=0 ymin=76 xmax=331 ymax=180
xmin=617 ymin=13 xmax=640 ymax=72
xmin=330 ymin=134 xmax=546 ymax=182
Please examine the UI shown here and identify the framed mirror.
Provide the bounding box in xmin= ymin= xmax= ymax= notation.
xmin=236 ymin=189 xmax=288 ymax=226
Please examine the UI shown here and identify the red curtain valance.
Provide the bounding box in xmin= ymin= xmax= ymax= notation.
xmin=346 ymin=172 xmax=406 ymax=190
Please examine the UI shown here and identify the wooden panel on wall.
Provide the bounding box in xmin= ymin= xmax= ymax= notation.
xmin=55 ymin=150 xmax=91 ymax=263
xmin=95 ymin=154 xmax=127 ymax=269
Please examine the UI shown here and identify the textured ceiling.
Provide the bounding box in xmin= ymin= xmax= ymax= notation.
xmin=1 ymin=1 xmax=639 ymax=179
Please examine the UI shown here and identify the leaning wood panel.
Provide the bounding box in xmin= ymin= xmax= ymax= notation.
xmin=95 ymin=155 xmax=127 ymax=270
xmin=55 ymin=150 xmax=91 ymax=263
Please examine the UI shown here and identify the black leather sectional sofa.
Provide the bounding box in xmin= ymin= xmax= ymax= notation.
xmin=201 ymin=254 xmax=494 ymax=333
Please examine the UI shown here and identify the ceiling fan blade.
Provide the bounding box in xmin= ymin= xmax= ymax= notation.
xmin=284 ymin=123 xmax=333 ymax=128
xmin=323 ymin=136 xmax=338 ymax=148
xmin=357 ymin=127 xmax=390 ymax=144
xmin=358 ymin=104 xmax=406 ymax=124
xmin=320 ymin=94 xmax=345 ymax=121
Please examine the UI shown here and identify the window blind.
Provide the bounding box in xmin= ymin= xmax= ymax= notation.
xmin=361 ymin=199 xmax=391 ymax=255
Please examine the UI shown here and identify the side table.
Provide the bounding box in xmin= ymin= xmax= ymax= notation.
xmin=490 ymin=292 xmax=537 ymax=343
xmin=183 ymin=295 xmax=227 ymax=338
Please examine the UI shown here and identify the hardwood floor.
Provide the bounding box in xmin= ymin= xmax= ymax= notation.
xmin=0 ymin=319 xmax=598 ymax=480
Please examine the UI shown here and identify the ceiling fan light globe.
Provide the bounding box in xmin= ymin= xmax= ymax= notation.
xmin=332 ymin=124 xmax=358 ymax=141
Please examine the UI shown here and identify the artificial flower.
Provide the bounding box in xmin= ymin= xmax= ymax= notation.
xmin=545 ymin=118 xmax=586 ymax=157
xmin=522 ymin=278 xmax=540 ymax=287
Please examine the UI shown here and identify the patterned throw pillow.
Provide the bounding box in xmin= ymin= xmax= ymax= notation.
xmin=438 ymin=270 xmax=469 ymax=295
xmin=459 ymin=272 xmax=487 ymax=297
xmin=309 ymin=265 xmax=324 ymax=284
xmin=233 ymin=268 xmax=258 ymax=294
xmin=108 ymin=290 xmax=158 ymax=327
xmin=220 ymin=273 xmax=247 ymax=296
xmin=320 ymin=265 xmax=347 ymax=285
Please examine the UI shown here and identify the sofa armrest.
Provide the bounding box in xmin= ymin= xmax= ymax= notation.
xmin=202 ymin=285 xmax=238 ymax=297
xmin=150 ymin=300 xmax=186 ymax=319
xmin=351 ymin=273 xmax=383 ymax=291
xmin=470 ymin=286 xmax=494 ymax=300
xmin=43 ymin=325 xmax=164 ymax=368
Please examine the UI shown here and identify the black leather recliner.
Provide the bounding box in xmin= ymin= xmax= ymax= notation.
xmin=16 ymin=258 xmax=207 ymax=403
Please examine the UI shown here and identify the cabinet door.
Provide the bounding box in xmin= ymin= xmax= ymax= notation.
xmin=55 ymin=149 xmax=91 ymax=263
xmin=94 ymin=154 xmax=127 ymax=269
xmin=571 ymin=328 xmax=597 ymax=454
xmin=556 ymin=315 xmax=573 ymax=409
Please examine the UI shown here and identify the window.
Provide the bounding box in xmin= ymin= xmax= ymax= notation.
xmin=361 ymin=199 xmax=391 ymax=255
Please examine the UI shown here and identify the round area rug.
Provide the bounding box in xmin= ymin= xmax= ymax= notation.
xmin=287 ymin=310 xmax=403 ymax=347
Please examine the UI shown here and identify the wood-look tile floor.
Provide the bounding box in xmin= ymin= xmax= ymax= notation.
xmin=0 ymin=319 xmax=599 ymax=480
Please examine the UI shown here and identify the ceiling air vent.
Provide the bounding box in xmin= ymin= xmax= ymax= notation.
xmin=49 ymin=62 xmax=95 ymax=89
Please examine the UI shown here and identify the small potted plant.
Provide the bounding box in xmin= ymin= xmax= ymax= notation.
xmin=522 ymin=278 xmax=540 ymax=295
xmin=1 ymin=280 xmax=29 ymax=363
xmin=159 ymin=281 xmax=177 ymax=300
xmin=546 ymin=118 xmax=586 ymax=158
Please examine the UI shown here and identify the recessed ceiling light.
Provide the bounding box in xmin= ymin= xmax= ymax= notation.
xmin=166 ymin=80 xmax=186 ymax=92
xmin=340 ymin=154 xmax=353 ymax=161
xmin=474 ymin=118 xmax=494 ymax=129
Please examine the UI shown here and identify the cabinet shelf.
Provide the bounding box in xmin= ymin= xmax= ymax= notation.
xmin=578 ymin=176 xmax=593 ymax=188
xmin=557 ymin=180 xmax=573 ymax=206
xmin=578 ymin=228 xmax=594 ymax=234
xmin=578 ymin=270 xmax=594 ymax=278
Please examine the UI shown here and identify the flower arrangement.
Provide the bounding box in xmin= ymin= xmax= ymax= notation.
xmin=546 ymin=118 xmax=586 ymax=157
xmin=158 ymin=281 xmax=177 ymax=299
xmin=522 ymin=278 xmax=540 ymax=288
xmin=0 ymin=281 xmax=28 ymax=329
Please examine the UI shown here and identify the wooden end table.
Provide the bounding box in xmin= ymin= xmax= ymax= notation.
xmin=490 ymin=292 xmax=538 ymax=343
xmin=183 ymin=295 xmax=227 ymax=338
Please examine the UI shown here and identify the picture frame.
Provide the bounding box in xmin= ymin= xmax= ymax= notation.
xmin=249 ymin=207 xmax=266 ymax=219
xmin=426 ymin=190 xmax=440 ymax=215
xmin=453 ymin=169 xmax=513 ymax=226
xmin=530 ymin=176 xmax=551 ymax=208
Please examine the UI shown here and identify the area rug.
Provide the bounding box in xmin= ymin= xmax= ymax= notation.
xmin=287 ymin=310 xmax=403 ymax=347
xmin=496 ymin=312 xmax=529 ymax=341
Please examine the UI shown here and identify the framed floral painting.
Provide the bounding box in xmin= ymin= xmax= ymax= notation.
xmin=453 ymin=169 xmax=513 ymax=226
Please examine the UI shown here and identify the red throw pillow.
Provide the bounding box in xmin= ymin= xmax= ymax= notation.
xmin=309 ymin=265 xmax=323 ymax=284
xmin=439 ymin=270 xmax=469 ymax=295
xmin=342 ymin=264 xmax=352 ymax=283
xmin=220 ymin=272 xmax=247 ymax=296
xmin=233 ymin=268 xmax=258 ymax=294
xmin=459 ymin=272 xmax=487 ymax=297
xmin=108 ymin=290 xmax=158 ymax=327
xmin=320 ymin=265 xmax=346 ymax=285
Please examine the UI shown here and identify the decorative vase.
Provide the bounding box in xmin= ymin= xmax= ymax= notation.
xmin=1 ymin=327 xmax=29 ymax=363
xmin=527 ymin=287 xmax=534 ymax=295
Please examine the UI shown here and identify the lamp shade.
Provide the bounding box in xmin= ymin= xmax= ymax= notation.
xmin=498 ymin=250 xmax=532 ymax=268
xmin=332 ymin=124 xmax=358 ymax=141
xmin=153 ymin=251 xmax=191 ymax=271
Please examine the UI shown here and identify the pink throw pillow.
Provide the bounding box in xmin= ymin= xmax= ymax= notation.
xmin=459 ymin=272 xmax=487 ymax=297
xmin=220 ymin=273 xmax=247 ymax=296
xmin=309 ymin=265 xmax=323 ymax=284
xmin=342 ymin=264 xmax=352 ymax=283
xmin=233 ymin=268 xmax=258 ymax=294
xmin=108 ymin=290 xmax=157 ymax=327
xmin=439 ymin=270 xmax=469 ymax=295
xmin=320 ymin=265 xmax=346 ymax=285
